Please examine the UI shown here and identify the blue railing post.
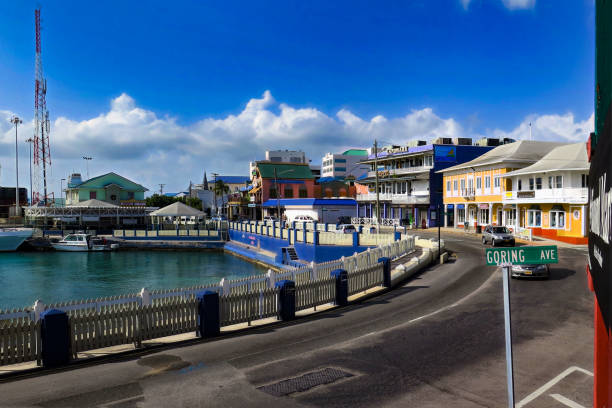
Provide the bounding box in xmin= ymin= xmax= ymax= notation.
xmin=378 ymin=257 xmax=391 ymax=288
xmin=40 ymin=309 xmax=70 ymax=368
xmin=352 ymin=231 xmax=359 ymax=247
xmin=197 ymin=290 xmax=220 ymax=338
xmin=330 ymin=269 xmax=348 ymax=306
xmin=394 ymin=231 xmax=401 ymax=241
xmin=303 ymin=225 xmax=307 ymax=242
xmin=358 ymin=225 xmax=363 ymax=233
xmin=272 ymin=222 xmax=276 ymax=238
xmin=275 ymin=280 xmax=295 ymax=321
xmin=314 ymin=230 xmax=319 ymax=246
xmin=324 ymin=223 xmax=329 ymax=232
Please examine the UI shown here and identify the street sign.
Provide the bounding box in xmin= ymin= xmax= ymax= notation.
xmin=248 ymin=203 xmax=256 ymax=208
xmin=485 ymin=245 xmax=558 ymax=266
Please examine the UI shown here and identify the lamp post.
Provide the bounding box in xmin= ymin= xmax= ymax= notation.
xmin=82 ymin=156 xmax=93 ymax=180
xmin=25 ymin=138 xmax=33 ymax=205
xmin=11 ymin=116 xmax=22 ymax=216
xmin=60 ymin=178 xmax=66 ymax=205
xmin=212 ymin=172 xmax=219 ymax=216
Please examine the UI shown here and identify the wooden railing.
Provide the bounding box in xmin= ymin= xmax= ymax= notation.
xmin=0 ymin=317 xmax=41 ymax=366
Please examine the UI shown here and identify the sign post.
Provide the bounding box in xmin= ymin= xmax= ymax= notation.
xmin=484 ymin=245 xmax=558 ymax=408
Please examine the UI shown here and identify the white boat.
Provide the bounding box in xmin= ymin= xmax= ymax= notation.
xmin=51 ymin=234 xmax=119 ymax=252
xmin=0 ymin=228 xmax=34 ymax=251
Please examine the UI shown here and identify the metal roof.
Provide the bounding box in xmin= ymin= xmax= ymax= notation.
xmin=149 ymin=201 xmax=204 ymax=217
xmin=262 ymin=198 xmax=356 ymax=207
xmin=504 ymin=143 xmax=588 ymax=177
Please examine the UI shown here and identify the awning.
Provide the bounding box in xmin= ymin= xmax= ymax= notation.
xmin=478 ymin=204 xmax=489 ymax=209
xmin=446 ymin=204 xmax=454 ymax=209
xmin=457 ymin=204 xmax=465 ymax=209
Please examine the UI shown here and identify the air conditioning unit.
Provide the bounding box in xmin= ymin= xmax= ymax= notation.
xmin=433 ymin=137 xmax=453 ymax=145
xmin=476 ymin=138 xmax=500 ymax=147
xmin=502 ymin=138 xmax=516 ymax=145
xmin=453 ymin=137 xmax=472 ymax=146
xmin=407 ymin=140 xmax=427 ymax=147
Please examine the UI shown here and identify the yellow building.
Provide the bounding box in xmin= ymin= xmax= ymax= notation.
xmin=503 ymin=143 xmax=588 ymax=244
xmin=439 ymin=141 xmax=566 ymax=229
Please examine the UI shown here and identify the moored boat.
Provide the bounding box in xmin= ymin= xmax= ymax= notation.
xmin=51 ymin=233 xmax=119 ymax=252
xmin=0 ymin=228 xmax=34 ymax=251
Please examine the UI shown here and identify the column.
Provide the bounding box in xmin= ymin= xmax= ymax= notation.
xmin=454 ymin=205 xmax=458 ymax=228
xmin=489 ymin=203 xmax=493 ymax=225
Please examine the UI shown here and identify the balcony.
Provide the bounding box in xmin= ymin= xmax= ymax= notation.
xmin=356 ymin=193 xmax=430 ymax=205
xmin=503 ymin=188 xmax=588 ymax=203
xmin=366 ymin=165 xmax=433 ymax=179
xmin=460 ymin=188 xmax=475 ymax=200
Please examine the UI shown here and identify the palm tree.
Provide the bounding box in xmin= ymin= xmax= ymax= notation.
xmin=214 ymin=180 xmax=230 ymax=215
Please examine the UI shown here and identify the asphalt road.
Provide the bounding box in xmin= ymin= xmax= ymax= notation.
xmin=1 ymin=233 xmax=593 ymax=408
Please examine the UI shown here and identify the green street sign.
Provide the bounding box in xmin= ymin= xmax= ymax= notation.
xmin=485 ymin=245 xmax=559 ymax=266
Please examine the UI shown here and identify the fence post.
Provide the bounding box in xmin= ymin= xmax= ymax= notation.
xmin=352 ymin=231 xmax=359 ymax=247
xmin=310 ymin=261 xmax=317 ymax=281
xmin=378 ymin=257 xmax=391 ymax=288
xmin=272 ymin=222 xmax=276 ymax=238
xmin=267 ymin=269 xmax=276 ymax=288
xmin=33 ymin=299 xmax=45 ymax=322
xmin=275 ymin=280 xmax=295 ymax=321
xmin=40 ymin=309 xmax=70 ymax=367
xmin=325 ymin=223 xmax=329 ymax=232
xmin=197 ymin=290 xmax=220 ymax=338
xmin=313 ymin=230 xmax=319 ymax=246
xmin=139 ymin=288 xmax=151 ymax=306
xmin=394 ymin=231 xmax=401 ymax=241
xmin=330 ymin=269 xmax=348 ymax=306
xmin=220 ymin=278 xmax=230 ymax=296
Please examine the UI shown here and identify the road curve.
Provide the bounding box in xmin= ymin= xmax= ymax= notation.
xmin=1 ymin=234 xmax=592 ymax=408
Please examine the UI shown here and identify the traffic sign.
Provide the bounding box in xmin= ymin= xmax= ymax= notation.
xmin=485 ymin=245 xmax=558 ymax=266
xmin=248 ymin=203 xmax=256 ymax=208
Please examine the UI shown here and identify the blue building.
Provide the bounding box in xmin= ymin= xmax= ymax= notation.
xmin=355 ymin=140 xmax=496 ymax=227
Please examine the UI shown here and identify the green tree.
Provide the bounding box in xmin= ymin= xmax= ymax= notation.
xmin=146 ymin=194 xmax=177 ymax=208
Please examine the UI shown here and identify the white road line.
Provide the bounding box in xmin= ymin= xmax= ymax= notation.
xmin=516 ymin=366 xmax=593 ymax=408
xmin=549 ymin=393 xmax=587 ymax=408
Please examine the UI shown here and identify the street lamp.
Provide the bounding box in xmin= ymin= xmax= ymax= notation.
xmin=10 ymin=116 xmax=22 ymax=216
xmin=82 ymin=156 xmax=93 ymax=180
xmin=212 ymin=172 xmax=219 ymax=216
xmin=60 ymin=178 xmax=66 ymax=205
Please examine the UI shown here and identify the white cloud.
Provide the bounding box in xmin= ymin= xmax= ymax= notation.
xmin=0 ymin=91 xmax=592 ymax=195
xmin=460 ymin=0 xmax=536 ymax=10
xmin=502 ymin=0 xmax=536 ymax=10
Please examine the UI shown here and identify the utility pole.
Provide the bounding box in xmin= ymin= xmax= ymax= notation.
xmin=82 ymin=156 xmax=92 ymax=179
xmin=158 ymin=184 xmax=165 ymax=195
xmin=374 ymin=139 xmax=381 ymax=229
xmin=11 ymin=116 xmax=22 ymax=216
xmin=212 ymin=173 xmax=219 ymax=216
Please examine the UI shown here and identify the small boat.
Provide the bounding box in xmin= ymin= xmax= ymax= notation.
xmin=0 ymin=228 xmax=34 ymax=252
xmin=51 ymin=233 xmax=119 ymax=252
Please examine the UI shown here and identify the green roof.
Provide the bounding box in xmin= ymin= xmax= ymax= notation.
xmin=75 ymin=172 xmax=149 ymax=192
xmin=342 ymin=149 xmax=368 ymax=156
xmin=256 ymin=162 xmax=314 ymax=179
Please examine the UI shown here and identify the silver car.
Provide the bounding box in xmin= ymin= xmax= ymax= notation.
xmin=482 ymin=225 xmax=515 ymax=247
xmin=511 ymin=264 xmax=550 ymax=279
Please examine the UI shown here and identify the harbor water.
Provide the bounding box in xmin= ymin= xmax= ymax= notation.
xmin=0 ymin=251 xmax=268 ymax=310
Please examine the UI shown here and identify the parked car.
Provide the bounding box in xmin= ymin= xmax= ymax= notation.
xmin=294 ymin=215 xmax=316 ymax=222
xmin=511 ymin=264 xmax=550 ymax=279
xmin=335 ymin=224 xmax=357 ymax=234
xmin=337 ymin=216 xmax=352 ymax=224
xmin=482 ymin=225 xmax=515 ymax=247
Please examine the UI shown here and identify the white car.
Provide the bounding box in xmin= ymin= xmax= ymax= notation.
xmin=335 ymin=224 xmax=356 ymax=234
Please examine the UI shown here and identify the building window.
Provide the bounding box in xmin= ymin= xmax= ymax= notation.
xmin=494 ymin=176 xmax=500 ymax=189
xmin=453 ymin=180 xmax=458 ymax=195
xmin=269 ymin=188 xmax=277 ymax=198
xmin=528 ymin=210 xmax=541 ymax=227
xmin=518 ymin=179 xmax=522 ymax=191
xmin=284 ymin=188 xmax=293 ymax=198
xmin=299 ymin=189 xmax=308 ymax=198
xmin=457 ymin=209 xmax=465 ymax=223
xmin=424 ymin=156 xmax=433 ymax=166
xmin=446 ymin=181 xmax=451 ymax=193
xmin=555 ymin=176 xmax=562 ymax=189
xmin=335 ymin=159 xmax=346 ymax=163
xmin=582 ymin=174 xmax=588 ymax=188
xmin=460 ymin=179 xmax=466 ymax=191
xmin=89 ymin=191 xmax=97 ymax=199
xmin=127 ymin=192 xmax=134 ymax=200
xmin=548 ymin=176 xmax=553 ymax=189
xmin=550 ymin=211 xmax=565 ymax=229
xmin=485 ymin=176 xmax=491 ymax=189
xmin=529 ymin=178 xmax=534 ymax=190
xmin=334 ymin=167 xmax=346 ymax=172
xmin=536 ymin=177 xmax=542 ymax=190
xmin=476 ymin=177 xmax=482 ymax=189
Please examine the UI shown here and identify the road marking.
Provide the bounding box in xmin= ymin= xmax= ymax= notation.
xmin=549 ymin=393 xmax=587 ymax=408
xmin=516 ymin=366 xmax=593 ymax=408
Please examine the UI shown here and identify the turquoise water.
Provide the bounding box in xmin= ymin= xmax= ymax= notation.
xmin=0 ymin=251 xmax=267 ymax=310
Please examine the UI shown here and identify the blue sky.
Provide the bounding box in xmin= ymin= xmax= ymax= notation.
xmin=0 ymin=0 xmax=595 ymax=194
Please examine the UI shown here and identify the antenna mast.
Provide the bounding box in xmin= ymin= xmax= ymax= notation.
xmin=33 ymin=8 xmax=52 ymax=205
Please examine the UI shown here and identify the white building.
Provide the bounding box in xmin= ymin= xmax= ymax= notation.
xmin=321 ymin=149 xmax=370 ymax=179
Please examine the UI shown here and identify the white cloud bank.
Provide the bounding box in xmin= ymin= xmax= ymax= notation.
xmin=461 ymin=0 xmax=536 ymax=10
xmin=0 ymin=91 xmax=593 ymax=194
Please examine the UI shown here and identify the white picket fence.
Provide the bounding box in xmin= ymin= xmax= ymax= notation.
xmin=348 ymin=263 xmax=384 ymax=296
xmin=0 ymin=317 xmax=41 ymax=366
xmin=295 ymin=277 xmax=335 ymax=311
xmin=219 ymin=288 xmax=278 ymax=326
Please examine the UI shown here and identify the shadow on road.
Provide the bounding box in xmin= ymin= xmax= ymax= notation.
xmin=547 ymin=267 xmax=576 ymax=281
